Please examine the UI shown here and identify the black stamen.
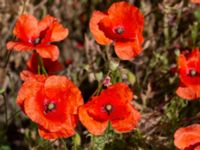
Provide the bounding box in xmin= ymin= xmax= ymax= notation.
xmin=105 ymin=104 xmax=112 ymax=115
xmin=189 ymin=70 xmax=197 ymax=76
xmin=115 ymin=27 xmax=124 ymax=34
xmin=44 ymin=103 xmax=56 ymax=114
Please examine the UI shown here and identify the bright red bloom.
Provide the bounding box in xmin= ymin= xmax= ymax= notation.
xmin=176 ymin=48 xmax=200 ymax=100
xmin=78 ymin=83 xmax=141 ymax=135
xmin=89 ymin=2 xmax=144 ymax=60
xmin=20 ymin=53 xmax=64 ymax=81
xmin=7 ymin=14 xmax=68 ymax=61
xmin=174 ymin=124 xmax=200 ymax=150
xmin=17 ymin=75 xmax=83 ymax=139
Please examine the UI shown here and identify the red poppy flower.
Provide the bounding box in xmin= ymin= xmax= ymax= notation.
xmin=78 ymin=83 xmax=141 ymax=135
xmin=20 ymin=53 xmax=64 ymax=81
xmin=17 ymin=75 xmax=83 ymax=139
xmin=174 ymin=124 xmax=200 ymax=150
xmin=7 ymin=14 xmax=68 ymax=61
xmin=176 ymin=48 xmax=200 ymax=100
xmin=89 ymin=2 xmax=144 ymax=60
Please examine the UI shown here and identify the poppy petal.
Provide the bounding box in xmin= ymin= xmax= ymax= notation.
xmin=111 ymin=103 xmax=140 ymax=133
xmin=36 ymin=45 xmax=59 ymax=61
xmin=38 ymin=15 xmax=57 ymax=32
xmin=108 ymin=2 xmax=144 ymax=32
xmin=44 ymin=76 xmax=71 ymax=99
xmin=174 ymin=124 xmax=200 ymax=150
xmin=101 ymin=82 xmax=133 ymax=103
xmin=13 ymin=14 xmax=39 ymax=42
xmin=38 ymin=125 xmax=76 ymax=140
xmin=44 ymin=75 xmax=83 ymax=114
xmin=20 ymin=70 xmax=35 ymax=81
xmin=38 ymin=115 xmax=77 ymax=140
xmin=191 ymin=0 xmax=200 ymax=3
xmin=89 ymin=11 xmax=112 ymax=45
xmin=98 ymin=2 xmax=144 ymax=41
xmin=176 ymin=82 xmax=197 ymax=100
xmin=24 ymin=90 xmax=67 ymax=132
xmin=16 ymin=78 xmax=44 ymax=110
xmin=180 ymin=75 xmax=200 ymax=86
xmin=7 ymin=41 xmax=35 ymax=51
xmin=178 ymin=54 xmax=187 ymax=70
xmin=78 ymin=102 xmax=108 ymax=135
xmin=41 ymin=22 xmax=69 ymax=43
xmin=114 ymin=39 xmax=143 ymax=60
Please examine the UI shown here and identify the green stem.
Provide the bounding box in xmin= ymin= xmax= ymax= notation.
xmin=37 ymin=55 xmax=48 ymax=76
xmin=61 ymin=138 xmax=68 ymax=150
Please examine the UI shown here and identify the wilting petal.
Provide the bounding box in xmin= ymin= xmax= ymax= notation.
xmin=26 ymin=53 xmax=64 ymax=74
xmin=89 ymin=11 xmax=112 ymax=45
xmin=36 ymin=44 xmax=59 ymax=61
xmin=7 ymin=41 xmax=35 ymax=51
xmin=114 ymin=39 xmax=143 ymax=60
xmin=78 ymin=102 xmax=108 ymax=135
xmin=13 ymin=14 xmax=39 ymax=42
xmin=174 ymin=124 xmax=200 ymax=150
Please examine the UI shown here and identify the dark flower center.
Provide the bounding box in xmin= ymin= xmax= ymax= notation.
xmin=105 ymin=104 xmax=113 ymax=115
xmin=188 ymin=69 xmax=198 ymax=77
xmin=33 ymin=38 xmax=41 ymax=45
xmin=114 ymin=26 xmax=124 ymax=35
xmin=44 ymin=102 xmax=56 ymax=114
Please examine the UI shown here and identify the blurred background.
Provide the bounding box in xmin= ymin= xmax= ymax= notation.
xmin=0 ymin=0 xmax=200 ymax=149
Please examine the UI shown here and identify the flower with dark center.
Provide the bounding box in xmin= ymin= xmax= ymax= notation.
xmin=89 ymin=1 xmax=144 ymax=60
xmin=17 ymin=75 xmax=83 ymax=139
xmin=189 ymin=69 xmax=197 ymax=77
xmin=176 ymin=48 xmax=200 ymax=100
xmin=78 ymin=83 xmax=141 ymax=135
xmin=114 ymin=26 xmax=124 ymax=35
xmin=7 ymin=14 xmax=69 ymax=61
xmin=44 ymin=102 xmax=56 ymax=114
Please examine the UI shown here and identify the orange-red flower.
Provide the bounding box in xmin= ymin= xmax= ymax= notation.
xmin=191 ymin=0 xmax=200 ymax=3
xmin=89 ymin=1 xmax=144 ymax=60
xmin=7 ymin=14 xmax=68 ymax=61
xmin=176 ymin=48 xmax=200 ymax=100
xmin=78 ymin=83 xmax=141 ymax=135
xmin=20 ymin=53 xmax=64 ymax=81
xmin=174 ymin=124 xmax=200 ymax=150
xmin=17 ymin=75 xmax=83 ymax=139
